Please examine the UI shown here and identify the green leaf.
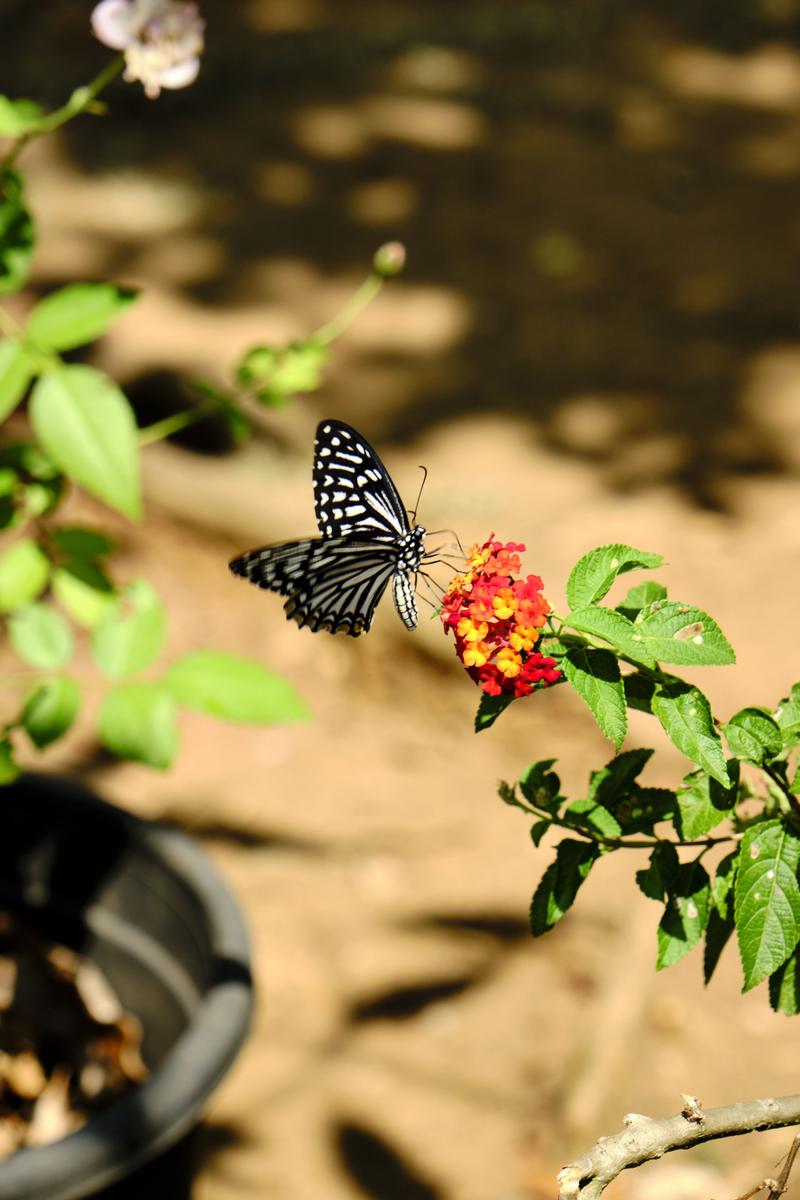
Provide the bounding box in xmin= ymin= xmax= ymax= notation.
xmin=519 ymin=759 xmax=562 ymax=809
xmin=236 ymin=340 xmax=329 ymax=405
xmin=474 ymin=690 xmax=515 ymax=732
xmin=704 ymin=908 xmax=735 ymax=984
xmin=674 ymin=764 xmax=739 ymax=840
xmin=7 ymin=602 xmax=74 ymax=669
xmin=98 ymin=682 xmax=178 ymax=769
xmin=163 ymin=650 xmax=309 ymax=723
xmin=636 ymin=842 xmax=680 ymax=901
xmin=623 ymin=672 xmax=656 ymax=714
xmin=52 ymin=562 xmax=116 ymax=629
xmin=637 ymin=602 xmax=735 ymax=666
xmin=656 ymin=861 xmax=711 ymax=969
xmin=30 ymin=366 xmax=141 ymax=519
xmin=0 ymin=537 xmax=49 ymax=612
xmin=529 ymin=840 xmax=600 ymax=936
xmin=616 ymin=785 xmax=677 ymax=835
xmin=564 ymin=647 xmax=627 ymax=749
xmin=724 ymin=707 xmax=784 ymax=765
xmin=774 ymin=686 xmax=800 ymax=751
xmin=563 ymin=797 xmax=621 ymax=838
xmin=711 ymin=849 xmax=739 ymax=918
xmin=530 ymin=819 xmax=552 ymax=847
xmin=91 ymin=580 xmax=165 ymax=678
xmin=0 ymin=738 xmax=21 ymax=784
xmin=52 ymin=526 xmax=114 ymax=560
xmin=26 ymin=283 xmax=138 ymax=351
xmin=21 ymin=675 xmax=80 ymax=748
xmin=616 ymin=580 xmax=668 ymax=620
xmin=0 ymin=169 xmax=35 ymax=295
xmin=566 ymin=606 xmax=656 ymax=668
xmin=770 ymin=949 xmax=800 ymax=1015
xmin=652 ymin=683 xmax=731 ymax=786
xmin=735 ymin=820 xmax=800 ymax=991
xmin=566 ymin=544 xmax=663 ymax=611
xmin=588 ymin=748 xmax=653 ymax=808
xmin=0 ymin=337 xmax=35 ymax=420
xmin=0 ymin=97 xmax=44 ymax=137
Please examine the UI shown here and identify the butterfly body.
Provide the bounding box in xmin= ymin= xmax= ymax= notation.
xmin=229 ymin=421 xmax=429 ymax=636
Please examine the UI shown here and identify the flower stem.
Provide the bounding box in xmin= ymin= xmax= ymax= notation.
xmin=1 ymin=55 xmax=124 ymax=171
xmin=313 ymin=270 xmax=385 ymax=346
xmin=138 ymin=400 xmax=219 ymax=446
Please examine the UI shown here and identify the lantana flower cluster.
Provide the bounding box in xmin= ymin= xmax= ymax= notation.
xmin=441 ymin=537 xmax=561 ymax=697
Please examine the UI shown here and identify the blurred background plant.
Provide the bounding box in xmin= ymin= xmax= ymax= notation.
xmin=1 ymin=6 xmax=406 ymax=779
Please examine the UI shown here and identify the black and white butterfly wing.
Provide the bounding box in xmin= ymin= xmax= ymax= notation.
xmin=229 ymin=537 xmax=404 ymax=636
xmin=313 ymin=420 xmax=411 ymax=541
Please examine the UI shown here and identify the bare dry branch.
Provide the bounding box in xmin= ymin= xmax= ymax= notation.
xmin=557 ymin=1095 xmax=800 ymax=1200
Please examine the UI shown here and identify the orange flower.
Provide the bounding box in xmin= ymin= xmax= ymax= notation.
xmin=440 ymin=535 xmax=561 ymax=699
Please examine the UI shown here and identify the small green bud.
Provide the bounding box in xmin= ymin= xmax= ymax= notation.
xmin=373 ymin=241 xmax=407 ymax=278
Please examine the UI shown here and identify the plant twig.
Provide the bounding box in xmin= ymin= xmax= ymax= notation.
xmin=557 ymin=1095 xmax=800 ymax=1199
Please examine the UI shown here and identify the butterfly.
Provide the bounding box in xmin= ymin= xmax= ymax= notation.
xmin=229 ymin=419 xmax=433 ymax=636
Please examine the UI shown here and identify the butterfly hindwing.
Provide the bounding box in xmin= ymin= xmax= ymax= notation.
xmin=313 ymin=420 xmax=410 ymax=540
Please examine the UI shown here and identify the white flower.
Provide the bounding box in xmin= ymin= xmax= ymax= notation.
xmin=91 ymin=0 xmax=205 ymax=100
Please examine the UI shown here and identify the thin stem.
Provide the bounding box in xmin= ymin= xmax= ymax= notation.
xmin=516 ymin=796 xmax=735 ymax=851
xmin=313 ymin=270 xmax=384 ymax=346
xmin=137 ymin=399 xmax=219 ymax=446
xmin=1 ymin=55 xmax=124 ymax=171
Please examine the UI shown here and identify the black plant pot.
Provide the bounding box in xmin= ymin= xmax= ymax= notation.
xmin=0 ymin=774 xmax=253 ymax=1200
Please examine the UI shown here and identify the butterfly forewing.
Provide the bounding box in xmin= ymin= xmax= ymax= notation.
xmin=313 ymin=420 xmax=410 ymax=540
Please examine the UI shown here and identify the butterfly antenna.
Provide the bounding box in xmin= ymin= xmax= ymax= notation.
xmin=409 ymin=464 xmax=428 ymax=524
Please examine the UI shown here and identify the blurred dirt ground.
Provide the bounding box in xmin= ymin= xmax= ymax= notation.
xmin=4 ymin=1 xmax=800 ymax=1197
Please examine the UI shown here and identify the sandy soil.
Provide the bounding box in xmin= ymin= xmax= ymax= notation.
xmin=3 ymin=2 xmax=800 ymax=1197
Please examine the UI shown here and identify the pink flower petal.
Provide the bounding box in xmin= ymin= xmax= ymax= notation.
xmin=157 ymin=57 xmax=201 ymax=90
xmin=90 ymin=0 xmax=137 ymax=49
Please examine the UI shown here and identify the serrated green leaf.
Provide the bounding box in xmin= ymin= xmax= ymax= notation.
xmin=30 ymin=366 xmax=141 ymax=519
xmin=675 ymin=764 xmax=739 ymax=839
xmin=735 ymin=820 xmax=800 ymax=991
xmin=26 ymin=283 xmax=137 ymax=351
xmin=636 ymin=842 xmax=680 ymax=901
xmin=0 ymin=737 xmax=20 ymax=784
xmin=7 ymin=602 xmax=73 ymax=669
xmin=563 ymin=798 xmax=621 ymax=838
xmin=637 ymin=602 xmax=735 ymax=666
xmin=21 ymin=675 xmax=80 ymax=748
xmin=769 ymin=949 xmax=800 ymax=1015
xmin=529 ymin=839 xmax=600 ymax=936
xmin=0 ymin=96 xmax=44 ymax=137
xmin=564 ymin=646 xmax=627 ymax=749
xmin=588 ymin=748 xmax=653 ymax=807
xmin=704 ymin=908 xmax=735 ymax=984
xmin=91 ymin=580 xmax=165 ymax=678
xmin=774 ymin=692 xmax=800 ymax=750
xmin=52 ymin=562 xmax=116 ymax=629
xmin=652 ymin=682 xmax=730 ymax=786
xmin=0 ymin=537 xmax=49 ymax=612
xmin=616 ymin=580 xmax=668 ymax=620
xmin=163 ymin=650 xmax=309 ymax=723
xmin=724 ymin=707 xmax=784 ymax=765
xmin=0 ymin=337 xmax=35 ymax=420
xmin=98 ymin=682 xmax=178 ymax=769
xmin=475 ymin=690 xmax=515 ymax=731
xmin=656 ymin=861 xmax=711 ymax=969
xmin=623 ymin=672 xmax=656 ymax=714
xmin=0 ymin=170 xmax=35 ymax=295
xmin=566 ymin=605 xmax=656 ymax=668
xmin=616 ymin=785 xmax=677 ymax=835
xmin=519 ymin=759 xmax=562 ymax=809
xmin=566 ymin=544 xmax=663 ymax=611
